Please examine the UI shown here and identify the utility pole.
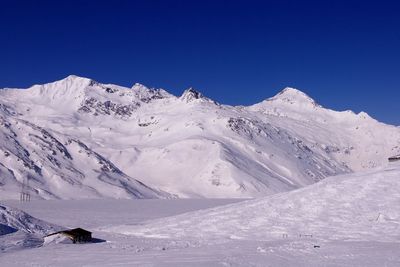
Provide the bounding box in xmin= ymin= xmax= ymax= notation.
xmin=20 ymin=176 xmax=30 ymax=202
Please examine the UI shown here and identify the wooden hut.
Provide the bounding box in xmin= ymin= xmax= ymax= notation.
xmin=46 ymin=228 xmax=92 ymax=243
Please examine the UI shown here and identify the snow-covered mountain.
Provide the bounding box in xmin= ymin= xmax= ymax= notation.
xmin=0 ymin=113 xmax=165 ymax=199
xmin=0 ymin=75 xmax=399 ymax=199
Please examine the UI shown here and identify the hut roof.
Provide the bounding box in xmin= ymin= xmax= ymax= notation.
xmin=63 ymin=228 xmax=92 ymax=236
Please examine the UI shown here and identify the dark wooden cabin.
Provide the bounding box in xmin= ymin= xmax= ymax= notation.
xmin=46 ymin=228 xmax=92 ymax=243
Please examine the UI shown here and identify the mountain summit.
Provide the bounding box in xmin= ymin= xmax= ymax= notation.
xmin=180 ymin=87 xmax=216 ymax=104
xmin=180 ymin=87 xmax=203 ymax=102
xmin=267 ymin=87 xmax=321 ymax=108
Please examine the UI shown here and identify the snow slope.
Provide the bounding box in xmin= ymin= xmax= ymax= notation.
xmin=0 ymin=112 xmax=165 ymax=199
xmin=1 ymin=76 xmax=399 ymax=199
xmin=0 ymin=199 xmax=399 ymax=266
xmin=107 ymin=162 xmax=400 ymax=242
xmin=0 ymin=204 xmax=61 ymax=252
xmin=0 ymin=205 xmax=59 ymax=234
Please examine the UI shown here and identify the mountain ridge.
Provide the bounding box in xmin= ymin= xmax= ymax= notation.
xmin=0 ymin=76 xmax=388 ymax=122
xmin=0 ymin=76 xmax=399 ymax=199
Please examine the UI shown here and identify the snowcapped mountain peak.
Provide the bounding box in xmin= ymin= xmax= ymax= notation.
xmin=180 ymin=87 xmax=216 ymax=104
xmin=26 ymin=75 xmax=97 ymax=97
xmin=247 ymin=87 xmax=322 ymax=119
xmin=357 ymin=111 xmax=373 ymax=120
xmin=131 ymin=82 xmax=149 ymax=91
xmin=0 ymin=75 xmax=97 ymax=106
xmin=180 ymin=87 xmax=203 ymax=102
xmin=268 ymin=87 xmax=320 ymax=107
xmin=41 ymin=75 xmax=96 ymax=90
xmin=129 ymin=83 xmax=174 ymax=103
xmin=64 ymin=74 xmax=94 ymax=82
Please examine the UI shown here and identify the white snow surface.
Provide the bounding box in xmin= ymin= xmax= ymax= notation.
xmin=1 ymin=75 xmax=400 ymax=199
xmin=107 ymin=163 xmax=400 ymax=242
xmin=1 ymin=165 xmax=400 ymax=266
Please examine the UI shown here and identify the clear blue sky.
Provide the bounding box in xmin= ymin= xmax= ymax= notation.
xmin=1 ymin=0 xmax=399 ymax=125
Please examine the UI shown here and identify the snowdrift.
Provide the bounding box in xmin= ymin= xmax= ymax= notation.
xmin=106 ymin=164 xmax=400 ymax=242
